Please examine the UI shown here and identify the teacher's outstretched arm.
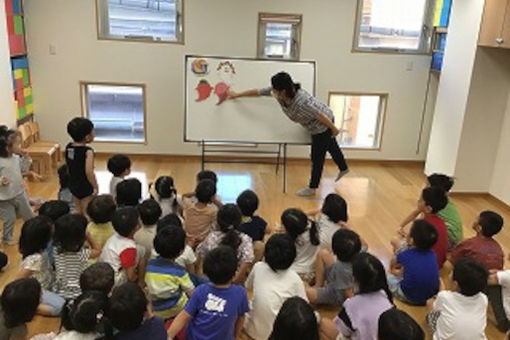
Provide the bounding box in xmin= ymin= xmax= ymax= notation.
xmin=227 ymin=89 xmax=263 ymax=99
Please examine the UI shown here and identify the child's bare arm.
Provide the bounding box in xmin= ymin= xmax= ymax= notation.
xmin=232 ymin=262 xmax=251 ymax=285
xmin=85 ymin=150 xmax=98 ymax=195
xmin=186 ymin=263 xmax=196 ymax=275
xmin=400 ymin=208 xmax=421 ymax=229
xmin=86 ymin=233 xmax=101 ymax=259
xmin=126 ymin=266 xmax=138 ymax=282
xmin=234 ymin=316 xmax=245 ymax=340
xmin=488 ymin=271 xmax=500 ymax=286
xmin=168 ymin=310 xmax=191 ymax=339
xmin=211 ymin=195 xmax=222 ymax=208
xmin=16 ymin=268 xmax=33 ymax=280
xmin=137 ymin=257 xmax=147 ymax=287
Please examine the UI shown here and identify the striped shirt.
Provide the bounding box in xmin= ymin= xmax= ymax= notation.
xmin=259 ymin=87 xmax=334 ymax=135
xmin=145 ymin=257 xmax=194 ymax=319
xmin=53 ymin=247 xmax=92 ymax=299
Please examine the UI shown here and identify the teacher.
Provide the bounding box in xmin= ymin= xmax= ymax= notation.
xmin=228 ymin=72 xmax=349 ymax=196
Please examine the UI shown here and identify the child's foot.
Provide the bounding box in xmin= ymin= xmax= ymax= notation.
xmin=335 ymin=169 xmax=350 ymax=182
xmin=296 ymin=188 xmax=316 ymax=197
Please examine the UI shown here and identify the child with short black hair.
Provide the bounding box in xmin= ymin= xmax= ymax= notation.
xmin=236 ymin=189 xmax=268 ymax=242
xmin=316 ymin=193 xmax=348 ymax=250
xmin=321 ymin=253 xmax=393 ymax=340
xmin=17 ymin=216 xmax=65 ymax=316
xmin=80 ymin=262 xmax=115 ymax=296
xmin=99 ymin=207 xmax=146 ymax=286
xmin=86 ymin=195 xmax=116 ymax=257
xmin=197 ymin=170 xmax=217 ymax=184
xmin=244 ymin=234 xmax=307 ymax=340
xmin=281 ymin=208 xmax=320 ymax=282
xmin=378 ymin=308 xmax=425 ymax=340
xmin=39 ymin=200 xmax=70 ymax=223
xmin=134 ymin=199 xmax=162 ymax=260
xmin=269 ymin=297 xmax=319 ymax=340
xmin=57 ymin=164 xmax=74 ymax=210
xmin=116 ymin=178 xmax=142 ymax=207
xmin=168 ymin=246 xmax=250 ymax=340
xmin=306 ymin=229 xmax=361 ymax=305
xmin=65 ymin=117 xmax=98 ymax=215
xmin=197 ymin=204 xmax=254 ymax=284
xmin=107 ymin=154 xmax=131 ymax=200
xmin=109 ymin=282 xmax=167 ymax=339
xmin=182 ymin=179 xmax=221 ymax=247
xmin=395 ymin=187 xmax=448 ymax=268
xmin=0 ymin=278 xmax=41 ymax=339
xmin=450 ymin=210 xmax=504 ymax=270
xmin=388 ymin=220 xmax=439 ymax=305
xmin=53 ymin=214 xmax=101 ymax=299
xmin=427 ymin=258 xmax=488 ymax=339
xmin=0 ymin=129 xmax=34 ymax=244
xmin=145 ymin=226 xmax=194 ymax=320
xmin=149 ymin=176 xmax=181 ymax=218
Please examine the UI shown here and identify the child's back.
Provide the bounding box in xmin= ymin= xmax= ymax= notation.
xmin=424 ymin=214 xmax=448 ymax=268
xmin=398 ymin=248 xmax=439 ymax=305
xmin=182 ymin=179 xmax=218 ymax=244
xmin=236 ymin=190 xmax=267 ymax=242
xmin=86 ymin=195 xmax=116 ymax=252
xmin=438 ymin=200 xmax=463 ymax=246
xmin=318 ymin=193 xmax=348 ymax=250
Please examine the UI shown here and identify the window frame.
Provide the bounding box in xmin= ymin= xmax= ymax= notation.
xmin=352 ymin=0 xmax=435 ymax=55
xmin=328 ymin=91 xmax=388 ymax=151
xmin=80 ymin=81 xmax=148 ymax=145
xmin=95 ymin=0 xmax=184 ymax=45
xmin=256 ymin=12 xmax=303 ymax=60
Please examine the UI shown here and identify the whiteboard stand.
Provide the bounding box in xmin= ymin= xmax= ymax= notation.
xmin=200 ymin=141 xmax=288 ymax=193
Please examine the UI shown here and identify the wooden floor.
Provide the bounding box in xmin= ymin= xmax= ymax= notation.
xmin=1 ymin=155 xmax=509 ymax=339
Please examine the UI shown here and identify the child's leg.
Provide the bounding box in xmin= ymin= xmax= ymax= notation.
xmin=14 ymin=192 xmax=35 ymax=222
xmin=315 ymin=249 xmax=336 ymax=287
xmin=72 ymin=195 xmax=83 ymax=214
xmin=319 ymin=318 xmax=340 ymax=340
xmin=486 ymin=285 xmax=510 ymax=332
xmin=78 ymin=195 xmax=94 ymax=217
xmin=38 ymin=290 xmax=65 ymax=316
xmin=0 ymin=200 xmax=17 ymax=243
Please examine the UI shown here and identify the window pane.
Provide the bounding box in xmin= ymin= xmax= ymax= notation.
xmin=329 ymin=94 xmax=385 ymax=149
xmin=104 ymin=0 xmax=181 ymax=41
xmin=86 ymin=84 xmax=145 ymax=142
xmin=258 ymin=14 xmax=301 ymax=59
xmin=265 ymin=23 xmax=293 ymax=57
xmin=358 ymin=0 xmax=428 ymax=51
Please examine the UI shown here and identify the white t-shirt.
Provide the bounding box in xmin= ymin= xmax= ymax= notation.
xmin=244 ymin=262 xmax=307 ymax=340
xmin=290 ymin=230 xmax=320 ymax=275
xmin=151 ymin=244 xmax=196 ymax=268
xmin=432 ymin=291 xmax=487 ymax=340
xmin=318 ymin=215 xmax=340 ymax=251
xmin=497 ymin=270 xmax=510 ymax=320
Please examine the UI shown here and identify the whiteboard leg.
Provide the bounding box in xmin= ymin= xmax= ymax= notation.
xmin=276 ymin=144 xmax=281 ymax=175
xmin=283 ymin=144 xmax=287 ymax=193
xmin=201 ymin=140 xmax=205 ymax=171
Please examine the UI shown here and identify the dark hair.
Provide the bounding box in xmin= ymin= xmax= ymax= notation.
xmin=108 ymin=283 xmax=147 ymax=331
xmin=19 ymin=216 xmax=53 ymax=258
xmin=353 ymin=253 xmax=392 ymax=302
xmin=154 ymin=176 xmax=176 ymax=199
xmin=87 ymin=195 xmax=116 ymax=224
xmin=268 ymin=297 xmax=319 ymax=340
xmin=409 ymin=220 xmax=438 ymax=250
xmin=195 ymin=179 xmax=216 ymax=204
xmin=54 ymin=214 xmax=88 ymax=253
xmin=281 ymin=208 xmax=320 ymax=246
xmin=112 ymin=207 xmax=140 ymax=237
xmin=197 ymin=170 xmax=217 ymax=184
xmin=38 ymin=200 xmax=70 ymax=222
xmin=427 ymin=173 xmax=455 ymax=193
xmin=271 ymin=72 xmax=302 ymax=100
xmin=478 ymin=210 xmax=504 ymax=237
xmin=67 ymin=117 xmax=94 ymax=142
xmin=0 ymin=252 xmax=7 ymax=271
xmin=116 ymin=178 xmax=142 ymax=207
xmin=157 ymin=213 xmax=183 ymax=232
xmin=453 ymin=258 xmax=488 ymax=296
xmin=265 ymin=234 xmax=296 ymax=272
xmin=218 ymin=204 xmax=243 ymax=254
xmin=0 ymin=129 xmax=17 ymax=158
xmin=236 ymin=190 xmax=259 ymax=217
xmin=1 ymin=278 xmax=41 ymax=328
xmin=331 ymin=229 xmax=362 ymax=262
xmin=154 ymin=225 xmax=186 ymax=259
xmin=80 ymin=262 xmax=115 ymax=295
xmin=57 ymin=164 xmax=70 ymax=189
xmin=203 ymin=246 xmax=238 ymax=285
xmin=421 ymin=187 xmax=448 ymax=214
xmin=137 ymin=199 xmax=162 ymax=226
xmin=61 ymin=291 xmax=107 ymax=334
xmin=378 ymin=308 xmax=424 ymax=340
xmin=321 ymin=193 xmax=348 ymax=223
xmin=107 ymin=154 xmax=131 ymax=177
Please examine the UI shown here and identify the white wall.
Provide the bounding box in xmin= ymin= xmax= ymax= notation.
xmin=490 ymin=91 xmax=510 ymax=205
xmin=24 ymin=0 xmax=434 ymax=160
xmin=0 ymin=1 xmax=16 ymax=128
xmin=425 ymin=0 xmax=486 ymax=176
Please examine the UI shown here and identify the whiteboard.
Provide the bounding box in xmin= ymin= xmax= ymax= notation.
xmin=185 ymin=55 xmax=315 ymax=144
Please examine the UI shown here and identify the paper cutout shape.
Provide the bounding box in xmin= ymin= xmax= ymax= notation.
xmin=195 ymin=80 xmax=213 ymax=102
xmin=192 ymin=58 xmax=209 ymax=75
xmin=214 ymin=82 xmax=230 ymax=105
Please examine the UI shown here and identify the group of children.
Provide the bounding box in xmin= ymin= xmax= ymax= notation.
xmin=0 ymin=117 xmax=509 ymax=340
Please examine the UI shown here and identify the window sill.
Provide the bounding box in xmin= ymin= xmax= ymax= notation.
xmin=97 ymin=36 xmax=184 ymax=45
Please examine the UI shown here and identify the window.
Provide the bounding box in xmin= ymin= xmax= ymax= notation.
xmin=329 ymin=93 xmax=387 ymax=149
xmin=257 ymin=13 xmax=302 ymax=59
xmin=81 ymin=83 xmax=146 ymax=143
xmin=354 ymin=0 xmax=433 ymax=53
xmin=96 ymin=0 xmax=183 ymax=43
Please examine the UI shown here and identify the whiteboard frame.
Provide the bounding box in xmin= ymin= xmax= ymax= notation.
xmin=184 ymin=54 xmax=316 ymax=145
